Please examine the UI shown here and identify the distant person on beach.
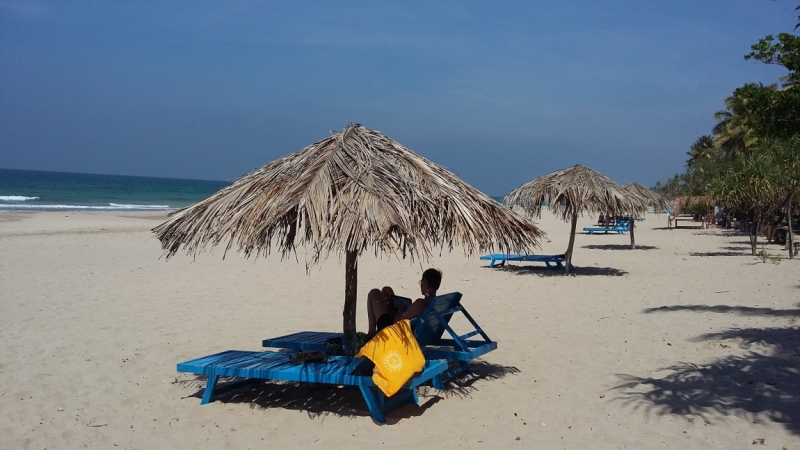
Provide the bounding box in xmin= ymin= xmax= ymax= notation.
xmin=366 ymin=268 xmax=442 ymax=337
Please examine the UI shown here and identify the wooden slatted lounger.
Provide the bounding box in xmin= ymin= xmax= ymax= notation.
xmin=263 ymin=292 xmax=497 ymax=390
xmin=479 ymin=253 xmax=566 ymax=270
xmin=177 ymin=350 xmax=447 ymax=424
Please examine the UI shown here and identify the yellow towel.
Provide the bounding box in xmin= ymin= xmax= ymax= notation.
xmin=356 ymin=319 xmax=426 ymax=397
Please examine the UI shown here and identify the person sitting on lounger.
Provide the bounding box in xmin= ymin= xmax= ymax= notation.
xmin=366 ymin=268 xmax=442 ymax=337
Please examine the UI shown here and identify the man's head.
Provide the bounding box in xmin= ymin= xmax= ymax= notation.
xmin=420 ymin=268 xmax=442 ymax=295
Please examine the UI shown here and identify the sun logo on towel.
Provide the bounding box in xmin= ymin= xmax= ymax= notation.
xmin=383 ymin=351 xmax=403 ymax=372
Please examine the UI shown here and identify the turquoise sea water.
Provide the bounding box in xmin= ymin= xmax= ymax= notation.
xmin=0 ymin=168 xmax=230 ymax=211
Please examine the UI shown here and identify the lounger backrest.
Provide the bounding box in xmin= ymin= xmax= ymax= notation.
xmin=411 ymin=292 xmax=463 ymax=346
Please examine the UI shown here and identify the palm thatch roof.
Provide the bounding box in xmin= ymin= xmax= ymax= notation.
xmin=667 ymin=195 xmax=714 ymax=215
xmin=154 ymin=124 xmax=543 ymax=262
xmin=503 ymin=164 xmax=649 ymax=270
xmin=504 ymin=165 xmax=647 ymax=219
xmin=153 ymin=124 xmax=543 ymax=354
xmin=624 ymin=183 xmax=668 ymax=211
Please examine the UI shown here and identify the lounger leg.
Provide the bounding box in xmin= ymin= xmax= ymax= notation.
xmin=359 ymin=386 xmax=386 ymax=424
xmin=384 ymin=388 xmax=418 ymax=410
xmin=200 ymin=374 xmax=219 ymax=405
xmin=489 ymin=259 xmax=496 ymax=268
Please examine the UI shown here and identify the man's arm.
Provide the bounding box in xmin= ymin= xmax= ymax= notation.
xmin=395 ymin=298 xmax=429 ymax=322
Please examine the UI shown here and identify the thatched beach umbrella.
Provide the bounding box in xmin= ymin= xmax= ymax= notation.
xmin=624 ymin=183 xmax=667 ymax=211
xmin=504 ymin=164 xmax=647 ymax=273
xmin=624 ymin=183 xmax=668 ymax=249
xmin=153 ymin=124 xmax=543 ymax=355
xmin=667 ymin=195 xmax=713 ymax=216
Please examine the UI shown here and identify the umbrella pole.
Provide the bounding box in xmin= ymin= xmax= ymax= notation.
xmin=565 ymin=211 xmax=578 ymax=274
xmin=343 ymin=250 xmax=358 ymax=356
xmin=629 ymin=216 xmax=636 ymax=249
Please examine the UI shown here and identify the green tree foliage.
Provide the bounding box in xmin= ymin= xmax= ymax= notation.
xmin=737 ymin=32 xmax=800 ymax=139
xmin=707 ymin=149 xmax=783 ymax=255
xmin=707 ymin=137 xmax=800 ymax=257
xmin=713 ymin=84 xmax=779 ymax=155
xmin=745 ymin=32 xmax=800 ymax=87
xmin=686 ymin=135 xmax=716 ymax=171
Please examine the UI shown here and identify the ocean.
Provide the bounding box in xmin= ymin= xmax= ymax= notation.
xmin=0 ymin=168 xmax=230 ymax=212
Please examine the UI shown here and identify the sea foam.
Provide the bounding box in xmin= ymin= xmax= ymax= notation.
xmin=0 ymin=196 xmax=39 ymax=201
xmin=0 ymin=203 xmax=172 ymax=211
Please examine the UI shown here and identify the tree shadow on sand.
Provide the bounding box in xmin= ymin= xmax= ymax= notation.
xmin=642 ymin=303 xmax=800 ymax=317
xmin=612 ymin=303 xmax=800 ymax=434
xmin=582 ymin=244 xmax=658 ymax=251
xmin=485 ymin=265 xmax=627 ymax=277
xmin=689 ymin=251 xmax=748 ymax=257
xmin=176 ymin=360 xmax=519 ymax=423
xmin=720 ymin=246 xmax=750 ymax=251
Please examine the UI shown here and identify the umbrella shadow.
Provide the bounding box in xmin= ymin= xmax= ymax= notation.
xmin=613 ymin=303 xmax=800 ymax=434
xmin=176 ymin=360 xmax=519 ymax=423
xmin=582 ymin=244 xmax=658 ymax=251
xmin=433 ymin=360 xmax=521 ymax=399
xmin=486 ymin=265 xmax=627 ymax=277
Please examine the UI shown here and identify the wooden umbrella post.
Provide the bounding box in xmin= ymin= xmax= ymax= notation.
xmin=343 ymin=249 xmax=359 ymax=356
xmin=629 ymin=214 xmax=636 ymax=249
xmin=564 ymin=211 xmax=578 ymax=274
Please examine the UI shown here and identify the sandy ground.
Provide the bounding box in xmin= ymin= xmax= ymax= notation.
xmin=1 ymin=210 xmax=798 ymax=449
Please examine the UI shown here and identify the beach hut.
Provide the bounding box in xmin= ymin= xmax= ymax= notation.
xmin=624 ymin=183 xmax=668 ymax=249
xmin=504 ymin=164 xmax=647 ymax=273
xmin=152 ymin=124 xmax=543 ymax=355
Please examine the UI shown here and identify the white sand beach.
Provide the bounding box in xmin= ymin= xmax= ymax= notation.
xmin=1 ymin=211 xmax=798 ymax=449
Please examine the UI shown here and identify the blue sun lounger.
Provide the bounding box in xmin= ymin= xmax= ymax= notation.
xmin=583 ymin=219 xmax=633 ymax=235
xmin=480 ymin=253 xmax=566 ymax=270
xmin=263 ymin=292 xmax=497 ymax=390
xmin=177 ymin=350 xmax=447 ymax=423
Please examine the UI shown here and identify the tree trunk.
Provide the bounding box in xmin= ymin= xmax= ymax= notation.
xmin=343 ymin=250 xmax=358 ymax=356
xmin=749 ymin=218 xmax=759 ymax=256
xmin=564 ymin=211 xmax=578 ymax=274
xmin=629 ymin=216 xmax=636 ymax=249
xmin=788 ymin=196 xmax=795 ymax=259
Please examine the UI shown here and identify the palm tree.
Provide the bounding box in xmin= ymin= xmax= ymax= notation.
xmin=713 ymin=83 xmax=778 ymax=158
xmin=686 ymin=135 xmax=716 ymax=171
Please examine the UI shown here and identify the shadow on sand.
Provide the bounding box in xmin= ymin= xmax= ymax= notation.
xmin=582 ymin=244 xmax=658 ymax=251
xmin=720 ymin=246 xmax=750 ymax=251
xmin=177 ymin=360 xmax=519 ymax=424
xmin=612 ymin=303 xmax=800 ymax=435
xmin=486 ymin=265 xmax=627 ymax=277
xmin=642 ymin=303 xmax=800 ymax=318
xmin=689 ymin=251 xmax=748 ymax=257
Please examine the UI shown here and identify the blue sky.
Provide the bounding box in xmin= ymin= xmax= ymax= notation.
xmin=1 ymin=1 xmax=796 ymax=196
